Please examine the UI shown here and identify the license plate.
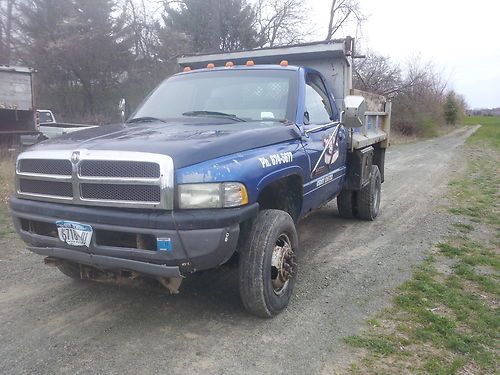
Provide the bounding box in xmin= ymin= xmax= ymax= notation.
xmin=56 ymin=220 xmax=93 ymax=247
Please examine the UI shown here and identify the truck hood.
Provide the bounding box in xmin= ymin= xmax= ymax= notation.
xmin=29 ymin=120 xmax=301 ymax=168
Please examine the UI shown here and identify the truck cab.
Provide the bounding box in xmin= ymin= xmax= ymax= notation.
xmin=10 ymin=39 xmax=391 ymax=317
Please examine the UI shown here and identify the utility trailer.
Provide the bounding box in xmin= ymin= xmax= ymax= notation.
xmin=0 ymin=66 xmax=39 ymax=146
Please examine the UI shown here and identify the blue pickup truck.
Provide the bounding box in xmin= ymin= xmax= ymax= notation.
xmin=10 ymin=39 xmax=391 ymax=317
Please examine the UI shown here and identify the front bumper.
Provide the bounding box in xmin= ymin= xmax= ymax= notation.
xmin=10 ymin=197 xmax=259 ymax=277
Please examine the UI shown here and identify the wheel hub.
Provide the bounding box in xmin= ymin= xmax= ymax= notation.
xmin=271 ymin=234 xmax=296 ymax=294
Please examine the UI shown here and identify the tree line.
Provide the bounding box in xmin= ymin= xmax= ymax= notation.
xmin=1 ymin=0 xmax=464 ymax=134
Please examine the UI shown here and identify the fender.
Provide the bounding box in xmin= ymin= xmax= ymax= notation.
xmin=256 ymin=165 xmax=305 ymax=193
xmin=176 ymin=140 xmax=309 ymax=203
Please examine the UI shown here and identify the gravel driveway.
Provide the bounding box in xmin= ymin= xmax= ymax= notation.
xmin=0 ymin=127 xmax=477 ymax=375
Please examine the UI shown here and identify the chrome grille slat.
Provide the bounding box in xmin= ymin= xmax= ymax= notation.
xmin=79 ymin=160 xmax=161 ymax=178
xmin=19 ymin=178 xmax=73 ymax=198
xmin=18 ymin=159 xmax=72 ymax=176
xmin=80 ymin=183 xmax=161 ymax=202
xmin=15 ymin=150 xmax=174 ymax=209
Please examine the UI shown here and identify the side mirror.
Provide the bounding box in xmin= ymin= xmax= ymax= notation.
xmin=342 ymin=95 xmax=365 ymax=128
xmin=118 ymin=98 xmax=128 ymax=122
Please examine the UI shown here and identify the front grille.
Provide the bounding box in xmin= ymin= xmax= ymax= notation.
xmin=19 ymin=178 xmax=73 ymax=197
xmin=79 ymin=160 xmax=160 ymax=178
xmin=15 ymin=151 xmax=173 ymax=209
xmin=80 ymin=183 xmax=161 ymax=202
xmin=18 ymin=159 xmax=72 ymax=175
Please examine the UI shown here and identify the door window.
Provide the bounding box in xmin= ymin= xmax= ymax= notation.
xmin=305 ymin=74 xmax=333 ymax=124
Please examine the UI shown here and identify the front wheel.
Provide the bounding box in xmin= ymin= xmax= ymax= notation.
xmin=238 ymin=209 xmax=299 ymax=318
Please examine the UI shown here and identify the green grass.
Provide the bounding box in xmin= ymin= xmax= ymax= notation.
xmin=344 ymin=335 xmax=396 ymax=355
xmin=447 ymin=117 xmax=499 ymax=226
xmin=345 ymin=116 xmax=500 ymax=374
xmin=462 ymin=115 xmax=500 ymax=149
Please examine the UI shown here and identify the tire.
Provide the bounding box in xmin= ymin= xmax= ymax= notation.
xmin=337 ymin=189 xmax=355 ymax=218
xmin=56 ymin=260 xmax=82 ymax=280
xmin=356 ymin=165 xmax=381 ymax=221
xmin=238 ymin=209 xmax=299 ymax=318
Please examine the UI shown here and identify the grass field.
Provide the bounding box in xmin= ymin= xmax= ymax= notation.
xmin=346 ymin=116 xmax=500 ymax=374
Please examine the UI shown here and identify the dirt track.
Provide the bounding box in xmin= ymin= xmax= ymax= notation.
xmin=0 ymin=127 xmax=478 ymax=375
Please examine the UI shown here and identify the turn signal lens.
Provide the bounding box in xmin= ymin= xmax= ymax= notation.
xmin=223 ymin=182 xmax=248 ymax=207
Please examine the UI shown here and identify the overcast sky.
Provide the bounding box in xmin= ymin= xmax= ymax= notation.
xmin=309 ymin=0 xmax=499 ymax=109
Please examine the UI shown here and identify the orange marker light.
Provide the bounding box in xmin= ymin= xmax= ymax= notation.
xmin=246 ymin=60 xmax=255 ymax=66
xmin=225 ymin=61 xmax=234 ymax=68
xmin=183 ymin=66 xmax=192 ymax=72
xmin=207 ymin=63 xmax=215 ymax=69
xmin=280 ymin=60 xmax=289 ymax=67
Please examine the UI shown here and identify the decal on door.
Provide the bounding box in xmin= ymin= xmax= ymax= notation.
xmin=323 ymin=134 xmax=340 ymax=165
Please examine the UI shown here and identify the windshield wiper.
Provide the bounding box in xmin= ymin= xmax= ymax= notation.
xmin=182 ymin=110 xmax=246 ymax=122
xmin=126 ymin=116 xmax=166 ymax=124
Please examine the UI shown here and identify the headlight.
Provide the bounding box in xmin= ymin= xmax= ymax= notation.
xmin=178 ymin=182 xmax=248 ymax=209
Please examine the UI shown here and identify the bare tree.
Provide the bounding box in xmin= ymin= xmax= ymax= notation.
xmin=353 ymin=53 xmax=402 ymax=98
xmin=121 ymin=0 xmax=162 ymax=61
xmin=325 ymin=0 xmax=364 ymax=40
xmin=0 ymin=0 xmax=17 ymax=65
xmin=254 ymin=0 xmax=310 ymax=47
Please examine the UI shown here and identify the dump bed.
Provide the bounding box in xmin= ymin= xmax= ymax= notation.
xmin=178 ymin=38 xmax=391 ymax=149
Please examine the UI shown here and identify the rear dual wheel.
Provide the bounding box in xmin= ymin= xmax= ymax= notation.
xmin=239 ymin=209 xmax=298 ymax=318
xmin=337 ymin=165 xmax=381 ymax=221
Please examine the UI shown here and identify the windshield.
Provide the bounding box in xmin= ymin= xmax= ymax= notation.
xmin=132 ymin=69 xmax=297 ymax=122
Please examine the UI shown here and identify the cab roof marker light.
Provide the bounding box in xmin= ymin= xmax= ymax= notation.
xmin=225 ymin=61 xmax=234 ymax=68
xmin=183 ymin=66 xmax=192 ymax=72
xmin=246 ymin=60 xmax=255 ymax=66
xmin=280 ymin=60 xmax=289 ymax=67
xmin=207 ymin=63 xmax=215 ymax=69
